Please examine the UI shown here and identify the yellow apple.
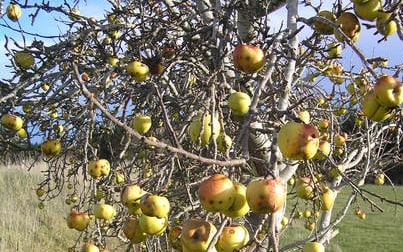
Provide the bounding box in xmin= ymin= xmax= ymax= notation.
xmin=216 ymin=224 xmax=249 ymax=252
xmin=88 ymin=159 xmax=111 ymax=179
xmin=303 ymin=209 xmax=312 ymax=218
xmin=14 ymin=51 xmax=35 ymax=69
xmin=295 ymin=177 xmax=314 ymax=200
xmin=335 ymin=12 xmax=361 ymax=43
xmin=188 ymin=112 xmax=220 ymax=145
xmin=314 ymin=140 xmax=331 ymax=160
xmin=376 ymin=11 xmax=397 ymax=37
xmin=373 ymin=75 xmax=403 ymax=107
xmin=107 ymin=56 xmax=119 ymax=66
xmin=67 ymin=209 xmax=90 ymax=231
xmin=375 ymin=173 xmax=385 ymax=185
xmin=168 ymin=226 xmax=183 ymax=250
xmin=132 ymin=115 xmax=152 ymax=135
xmin=93 ymin=203 xmax=116 ymax=221
xmin=233 ymin=44 xmax=265 ymax=74
xmin=181 ymin=219 xmax=217 ymax=251
xmin=222 ymin=181 xmax=250 ymax=218
xmin=69 ymin=8 xmax=81 ymax=21
xmin=303 ymin=242 xmax=325 ymax=252
xmin=362 ymin=91 xmax=393 ymax=122
xmin=82 ymin=242 xmax=100 ymax=252
xmin=127 ymin=61 xmax=149 ymax=82
xmin=121 ymin=184 xmax=147 ymax=209
xmin=36 ymin=188 xmax=45 ymax=198
xmin=298 ymin=110 xmax=311 ymax=124
xmin=327 ymin=42 xmax=342 ymax=58
xmin=354 ymin=0 xmax=381 ymax=21
xmin=228 ymin=91 xmax=252 ymax=116
xmin=123 ymin=216 xmax=147 ymax=244
xmin=138 ymin=214 xmax=168 ymax=235
xmin=114 ymin=171 xmax=125 ymax=184
xmin=216 ymin=133 xmax=232 ymax=153
xmin=41 ymin=139 xmax=61 ymax=157
xmin=140 ymin=194 xmax=170 ymax=218
xmin=334 ymin=133 xmax=347 ymax=147
xmin=246 ymin=178 xmax=286 ymax=214
xmin=320 ymin=187 xmax=336 ymax=211
xmin=1 ymin=114 xmax=23 ymax=132
xmin=197 ymin=174 xmax=236 ymax=212
xmin=318 ymin=119 xmax=329 ymax=131
xmin=277 ymin=121 xmax=320 ymax=160
xmin=305 ymin=221 xmax=315 ymax=231
xmin=313 ymin=10 xmax=336 ymax=35
xmin=6 ymin=4 xmax=21 ymax=22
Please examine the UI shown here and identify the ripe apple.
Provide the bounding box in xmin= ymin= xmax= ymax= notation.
xmin=303 ymin=209 xmax=312 ymax=218
xmin=140 ymin=194 xmax=170 ymax=218
xmin=107 ymin=56 xmax=119 ymax=66
xmin=375 ymin=173 xmax=385 ymax=185
xmin=1 ymin=114 xmax=23 ymax=132
xmin=295 ymin=177 xmax=314 ymax=200
xmin=313 ymin=10 xmax=336 ymax=35
xmin=121 ymin=184 xmax=147 ymax=209
xmin=373 ymin=75 xmax=403 ymax=107
xmin=228 ymin=91 xmax=252 ymax=116
xmin=327 ymin=42 xmax=342 ymax=58
xmin=314 ymin=140 xmax=331 ymax=160
xmin=354 ymin=0 xmax=381 ymax=21
xmin=320 ymin=187 xmax=336 ymax=211
xmin=197 ymin=174 xmax=236 ymax=212
xmin=318 ymin=119 xmax=329 ymax=132
xmin=14 ymin=51 xmax=35 ymax=69
xmin=335 ymin=12 xmax=361 ymax=43
xmin=67 ymin=209 xmax=90 ymax=231
xmin=168 ymin=226 xmax=183 ymax=250
xmin=277 ymin=121 xmax=320 ymax=160
xmin=233 ymin=44 xmax=265 ymax=74
xmin=138 ymin=214 xmax=168 ymax=235
xmin=188 ymin=112 xmax=220 ymax=145
xmin=132 ymin=115 xmax=152 ymax=135
xmin=246 ymin=178 xmax=286 ymax=214
xmin=181 ymin=219 xmax=217 ymax=252
xmin=127 ymin=61 xmax=149 ymax=82
xmin=334 ymin=133 xmax=347 ymax=147
xmin=82 ymin=242 xmax=100 ymax=252
xmin=6 ymin=4 xmax=21 ymax=22
xmin=302 ymin=242 xmax=325 ymax=252
xmin=41 ymin=139 xmax=61 ymax=157
xmin=222 ymin=181 xmax=250 ymax=218
xmin=376 ymin=11 xmax=397 ymax=37
xmin=362 ymin=91 xmax=392 ymax=122
xmin=298 ymin=110 xmax=311 ymax=124
xmin=355 ymin=207 xmax=366 ymax=220
xmin=216 ymin=224 xmax=249 ymax=252
xmin=123 ymin=216 xmax=147 ymax=244
xmin=93 ymin=203 xmax=116 ymax=221
xmin=88 ymin=159 xmax=111 ymax=179
xmin=114 ymin=171 xmax=125 ymax=184
xmin=216 ymin=133 xmax=232 ymax=153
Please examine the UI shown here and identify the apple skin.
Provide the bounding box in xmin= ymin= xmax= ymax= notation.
xmin=354 ymin=0 xmax=381 ymax=21
xmin=246 ymin=178 xmax=286 ymax=214
xmin=320 ymin=187 xmax=336 ymax=211
xmin=216 ymin=133 xmax=232 ymax=153
xmin=314 ymin=140 xmax=331 ymax=160
xmin=14 ymin=51 xmax=35 ymax=69
xmin=123 ymin=216 xmax=147 ymax=244
xmin=181 ymin=219 xmax=217 ymax=252
xmin=334 ymin=133 xmax=347 ymax=147
xmin=298 ymin=110 xmax=311 ymax=124
xmin=6 ymin=4 xmax=21 ymax=22
xmin=375 ymin=173 xmax=385 ymax=185
xmin=93 ymin=203 xmax=116 ymax=221
xmin=373 ymin=75 xmax=403 ymax=107
xmin=132 ymin=115 xmax=152 ymax=135
xmin=140 ymin=194 xmax=170 ymax=218
xmin=327 ymin=42 xmax=342 ymax=58
xmin=41 ymin=139 xmax=62 ymax=157
xmin=216 ymin=224 xmax=249 ymax=252
xmin=277 ymin=122 xmax=320 ymax=160
xmin=228 ymin=91 xmax=252 ymax=116
xmin=88 ymin=159 xmax=111 ymax=179
xmin=233 ymin=44 xmax=265 ymax=74
xmin=189 ymin=112 xmax=220 ymax=146
xmin=197 ymin=174 xmax=236 ymax=212
xmin=302 ymin=242 xmax=325 ymax=252
xmin=67 ymin=209 xmax=90 ymax=231
xmin=121 ymin=184 xmax=147 ymax=210
xmin=295 ymin=177 xmax=314 ymax=200
xmin=222 ymin=181 xmax=250 ymax=218
xmin=376 ymin=11 xmax=397 ymax=37
xmin=313 ymin=10 xmax=336 ymax=35
xmin=138 ymin=214 xmax=168 ymax=235
xmin=335 ymin=12 xmax=361 ymax=43
xmin=362 ymin=91 xmax=393 ymax=122
xmin=127 ymin=61 xmax=149 ymax=82
xmin=82 ymin=242 xmax=100 ymax=252
xmin=1 ymin=114 xmax=23 ymax=132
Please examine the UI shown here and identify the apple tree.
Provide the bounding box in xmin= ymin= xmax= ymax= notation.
xmin=1 ymin=0 xmax=403 ymax=251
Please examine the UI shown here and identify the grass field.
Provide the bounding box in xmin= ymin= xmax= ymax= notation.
xmin=1 ymin=163 xmax=402 ymax=251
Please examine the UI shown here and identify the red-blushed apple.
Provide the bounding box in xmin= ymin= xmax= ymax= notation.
xmin=216 ymin=224 xmax=249 ymax=252
xmin=140 ymin=194 xmax=170 ymax=218
xmin=93 ymin=203 xmax=116 ymax=221
xmin=197 ymin=174 xmax=236 ymax=212
xmin=228 ymin=91 xmax=252 ymax=116
xmin=295 ymin=177 xmax=314 ymax=200
xmin=233 ymin=44 xmax=265 ymax=74
xmin=374 ymin=75 xmax=403 ymax=107
xmin=188 ymin=112 xmax=220 ymax=145
xmin=320 ymin=187 xmax=336 ymax=211
xmin=246 ymin=178 xmax=286 ymax=214
xmin=314 ymin=140 xmax=331 ymax=160
xmin=122 ymin=216 xmax=147 ymax=244
xmin=132 ymin=115 xmax=152 ymax=134
xmin=1 ymin=114 xmax=23 ymax=132
xmin=41 ymin=139 xmax=62 ymax=158
xmin=362 ymin=91 xmax=393 ymax=122
xmin=67 ymin=209 xmax=90 ymax=231
xmin=126 ymin=61 xmax=149 ymax=82
xmin=168 ymin=226 xmax=183 ymax=250
xmin=181 ymin=219 xmax=217 ymax=251
xmin=277 ymin=121 xmax=320 ymax=160
xmin=302 ymin=242 xmax=325 ymax=252
xmin=222 ymin=181 xmax=250 ymax=218
xmin=313 ymin=10 xmax=336 ymax=35
xmin=88 ymin=159 xmax=111 ymax=179
xmin=138 ymin=214 xmax=168 ymax=235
